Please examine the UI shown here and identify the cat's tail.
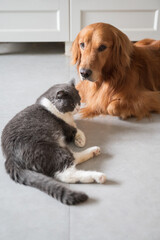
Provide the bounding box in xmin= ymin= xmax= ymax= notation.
xmin=5 ymin=159 xmax=88 ymax=205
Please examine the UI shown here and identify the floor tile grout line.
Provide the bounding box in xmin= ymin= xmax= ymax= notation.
xmin=68 ymin=184 xmax=71 ymax=240
xmin=69 ymin=205 xmax=71 ymax=240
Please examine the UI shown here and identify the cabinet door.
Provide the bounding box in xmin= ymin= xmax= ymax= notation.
xmin=70 ymin=0 xmax=160 ymax=41
xmin=0 ymin=0 xmax=69 ymax=42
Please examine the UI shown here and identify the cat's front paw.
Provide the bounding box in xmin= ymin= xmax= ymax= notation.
xmin=95 ymin=173 xmax=107 ymax=184
xmin=75 ymin=129 xmax=86 ymax=147
xmin=91 ymin=146 xmax=101 ymax=157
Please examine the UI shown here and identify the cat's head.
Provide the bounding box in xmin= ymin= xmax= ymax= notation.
xmin=37 ymin=79 xmax=81 ymax=114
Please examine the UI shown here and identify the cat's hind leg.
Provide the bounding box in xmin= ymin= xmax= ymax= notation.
xmin=55 ymin=147 xmax=106 ymax=184
xmin=55 ymin=166 xmax=106 ymax=184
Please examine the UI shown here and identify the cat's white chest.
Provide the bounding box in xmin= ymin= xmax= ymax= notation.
xmin=40 ymin=97 xmax=76 ymax=128
xmin=58 ymin=136 xmax=66 ymax=148
xmin=63 ymin=113 xmax=76 ymax=127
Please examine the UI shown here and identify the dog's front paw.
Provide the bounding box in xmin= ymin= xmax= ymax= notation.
xmin=107 ymin=100 xmax=120 ymax=116
xmin=75 ymin=129 xmax=86 ymax=147
xmin=107 ymin=100 xmax=132 ymax=119
xmin=80 ymin=107 xmax=98 ymax=118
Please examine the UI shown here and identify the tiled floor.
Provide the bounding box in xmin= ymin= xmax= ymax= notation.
xmin=0 ymin=43 xmax=160 ymax=240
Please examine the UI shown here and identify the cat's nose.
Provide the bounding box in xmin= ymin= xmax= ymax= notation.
xmin=80 ymin=68 xmax=92 ymax=79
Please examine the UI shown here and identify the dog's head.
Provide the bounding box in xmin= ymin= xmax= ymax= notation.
xmin=71 ymin=23 xmax=133 ymax=83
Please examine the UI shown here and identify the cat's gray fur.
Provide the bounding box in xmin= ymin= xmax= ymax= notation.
xmin=1 ymin=80 xmax=88 ymax=205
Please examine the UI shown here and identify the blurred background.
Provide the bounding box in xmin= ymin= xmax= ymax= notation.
xmin=0 ymin=0 xmax=160 ymax=54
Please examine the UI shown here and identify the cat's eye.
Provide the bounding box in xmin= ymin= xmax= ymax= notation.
xmin=80 ymin=42 xmax=85 ymax=49
xmin=98 ymin=45 xmax=107 ymax=52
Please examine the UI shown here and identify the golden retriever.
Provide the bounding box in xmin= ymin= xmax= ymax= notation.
xmin=71 ymin=23 xmax=160 ymax=119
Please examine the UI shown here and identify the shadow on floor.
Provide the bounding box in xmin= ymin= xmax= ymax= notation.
xmin=71 ymin=117 xmax=158 ymax=173
xmin=0 ymin=42 xmax=65 ymax=55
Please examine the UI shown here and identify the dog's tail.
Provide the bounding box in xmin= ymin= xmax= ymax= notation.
xmin=134 ymin=39 xmax=160 ymax=50
xmin=5 ymin=158 xmax=88 ymax=205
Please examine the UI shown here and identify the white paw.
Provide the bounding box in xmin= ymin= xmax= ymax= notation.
xmin=81 ymin=176 xmax=95 ymax=183
xmin=75 ymin=129 xmax=86 ymax=147
xmin=91 ymin=146 xmax=101 ymax=157
xmin=94 ymin=173 xmax=107 ymax=184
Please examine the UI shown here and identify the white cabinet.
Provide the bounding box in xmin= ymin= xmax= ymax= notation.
xmin=0 ymin=0 xmax=160 ymax=43
xmin=70 ymin=0 xmax=160 ymax=41
xmin=0 ymin=0 xmax=69 ymax=41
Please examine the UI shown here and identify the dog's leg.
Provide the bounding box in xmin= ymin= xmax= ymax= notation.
xmin=80 ymin=107 xmax=100 ymax=118
xmin=107 ymin=91 xmax=160 ymax=119
xmin=107 ymin=98 xmax=142 ymax=119
xmin=107 ymin=99 xmax=127 ymax=118
xmin=140 ymin=91 xmax=160 ymax=115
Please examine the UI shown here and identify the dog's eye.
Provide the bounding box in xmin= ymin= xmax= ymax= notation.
xmin=80 ymin=42 xmax=85 ymax=49
xmin=98 ymin=45 xmax=107 ymax=52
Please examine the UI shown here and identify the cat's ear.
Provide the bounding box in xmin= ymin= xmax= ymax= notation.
xmin=56 ymin=90 xmax=66 ymax=99
xmin=69 ymin=78 xmax=75 ymax=87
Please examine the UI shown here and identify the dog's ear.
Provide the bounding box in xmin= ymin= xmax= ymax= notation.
xmin=113 ymin=30 xmax=133 ymax=69
xmin=71 ymin=34 xmax=81 ymax=65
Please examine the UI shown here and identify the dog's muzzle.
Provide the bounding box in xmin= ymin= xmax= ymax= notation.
xmin=80 ymin=68 xmax=92 ymax=80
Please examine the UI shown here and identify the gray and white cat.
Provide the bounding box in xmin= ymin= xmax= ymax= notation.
xmin=1 ymin=80 xmax=106 ymax=205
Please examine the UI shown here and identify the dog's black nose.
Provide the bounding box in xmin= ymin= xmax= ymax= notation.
xmin=80 ymin=68 xmax=92 ymax=79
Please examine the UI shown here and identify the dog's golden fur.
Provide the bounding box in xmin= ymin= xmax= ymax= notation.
xmin=71 ymin=23 xmax=160 ymax=119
